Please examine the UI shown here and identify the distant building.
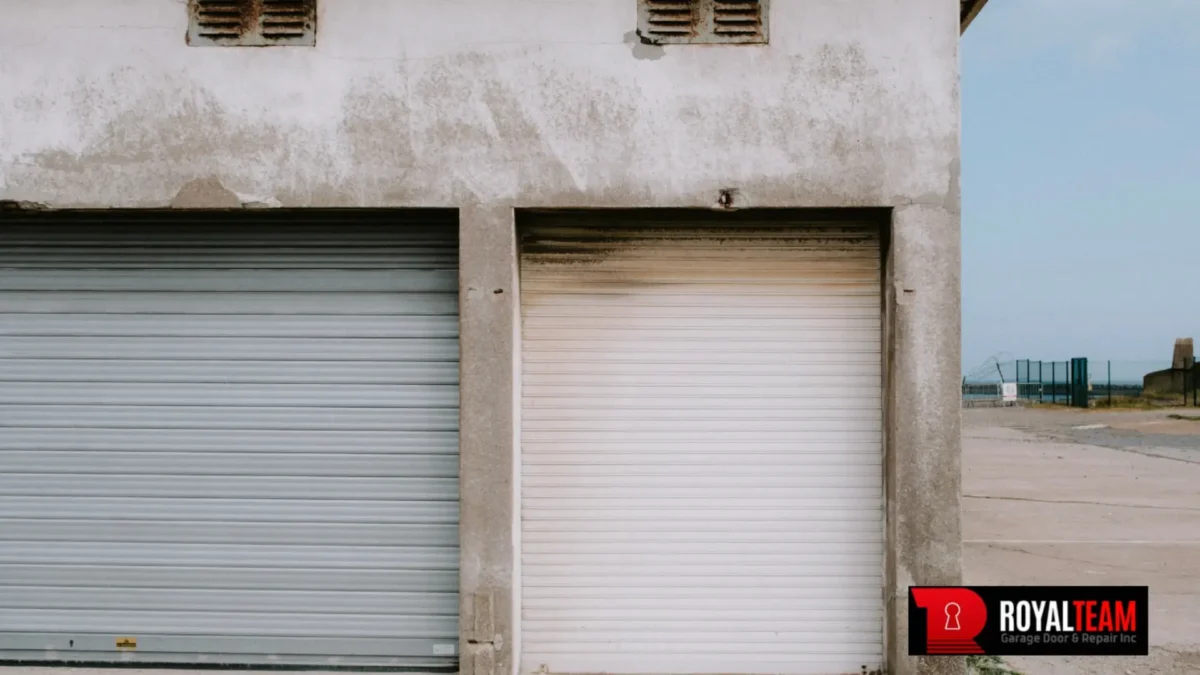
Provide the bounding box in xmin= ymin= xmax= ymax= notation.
xmin=1144 ymin=338 xmax=1196 ymax=395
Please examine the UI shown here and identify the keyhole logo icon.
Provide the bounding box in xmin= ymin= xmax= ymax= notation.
xmin=910 ymin=587 xmax=986 ymax=655
xmin=945 ymin=602 xmax=962 ymax=631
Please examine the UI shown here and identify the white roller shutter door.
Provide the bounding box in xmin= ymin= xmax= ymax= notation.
xmin=0 ymin=212 xmax=460 ymax=668
xmin=519 ymin=217 xmax=883 ymax=675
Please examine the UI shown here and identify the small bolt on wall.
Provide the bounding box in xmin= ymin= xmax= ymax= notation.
xmin=715 ymin=188 xmax=741 ymax=210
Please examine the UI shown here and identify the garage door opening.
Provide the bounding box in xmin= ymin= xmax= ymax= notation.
xmin=517 ymin=209 xmax=887 ymax=675
xmin=0 ymin=209 xmax=461 ymax=670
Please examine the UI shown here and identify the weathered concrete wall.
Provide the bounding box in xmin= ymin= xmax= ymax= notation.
xmin=1144 ymin=368 xmax=1198 ymax=397
xmin=458 ymin=206 xmax=519 ymax=675
xmin=0 ymin=1 xmax=958 ymax=211
xmin=887 ymin=204 xmax=963 ymax=675
xmin=0 ymin=2 xmax=963 ymax=674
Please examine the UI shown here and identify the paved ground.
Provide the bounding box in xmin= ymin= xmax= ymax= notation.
xmin=964 ymin=407 xmax=1200 ymax=674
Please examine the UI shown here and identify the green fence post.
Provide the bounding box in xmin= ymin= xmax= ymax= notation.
xmin=1072 ymin=359 xmax=1079 ymax=407
xmin=1068 ymin=358 xmax=1089 ymax=408
xmin=1071 ymin=359 xmax=1077 ymax=407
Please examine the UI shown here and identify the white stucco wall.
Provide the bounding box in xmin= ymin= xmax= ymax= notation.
xmin=0 ymin=0 xmax=959 ymax=209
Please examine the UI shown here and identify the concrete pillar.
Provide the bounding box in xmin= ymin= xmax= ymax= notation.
xmin=885 ymin=204 xmax=964 ymax=675
xmin=458 ymin=205 xmax=518 ymax=675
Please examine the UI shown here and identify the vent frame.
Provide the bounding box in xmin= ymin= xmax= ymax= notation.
xmin=638 ymin=0 xmax=768 ymax=45
xmin=188 ymin=0 xmax=317 ymax=47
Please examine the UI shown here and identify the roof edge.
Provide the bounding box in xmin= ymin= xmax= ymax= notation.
xmin=961 ymin=0 xmax=988 ymax=34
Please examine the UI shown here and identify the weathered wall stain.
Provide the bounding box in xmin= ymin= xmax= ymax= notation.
xmin=623 ymin=30 xmax=666 ymax=61
xmin=0 ymin=1 xmax=957 ymax=210
xmin=337 ymin=71 xmax=419 ymax=205
xmin=169 ymin=176 xmax=241 ymax=208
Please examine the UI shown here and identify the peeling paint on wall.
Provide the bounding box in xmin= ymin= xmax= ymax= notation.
xmin=169 ymin=177 xmax=242 ymax=208
xmin=622 ymin=31 xmax=666 ymax=61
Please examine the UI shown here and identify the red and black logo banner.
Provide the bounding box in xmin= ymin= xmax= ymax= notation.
xmin=908 ymin=586 xmax=1148 ymax=656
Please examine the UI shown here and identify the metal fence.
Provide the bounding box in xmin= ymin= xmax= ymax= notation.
xmin=964 ymin=357 xmax=1196 ymax=408
xmin=1015 ymin=360 xmax=1072 ymax=404
xmin=960 ymin=383 xmax=1002 ymax=407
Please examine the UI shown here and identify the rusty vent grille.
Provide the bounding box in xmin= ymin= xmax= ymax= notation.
xmin=712 ymin=0 xmax=764 ymax=41
xmin=188 ymin=0 xmax=316 ymax=47
xmin=638 ymin=0 xmax=767 ymax=45
xmin=643 ymin=1 xmax=702 ymax=40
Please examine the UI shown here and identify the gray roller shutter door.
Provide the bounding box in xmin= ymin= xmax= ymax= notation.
xmin=0 ymin=211 xmax=460 ymax=668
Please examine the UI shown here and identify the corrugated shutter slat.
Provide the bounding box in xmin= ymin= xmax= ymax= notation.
xmin=519 ymin=220 xmax=883 ymax=675
xmin=0 ymin=215 xmax=459 ymax=668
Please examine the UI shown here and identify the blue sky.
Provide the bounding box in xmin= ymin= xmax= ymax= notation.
xmin=961 ymin=0 xmax=1200 ymax=371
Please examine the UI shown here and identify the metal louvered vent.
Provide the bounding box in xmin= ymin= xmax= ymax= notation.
xmin=190 ymin=1 xmax=253 ymax=42
xmin=712 ymin=0 xmax=764 ymax=41
xmin=188 ymin=0 xmax=316 ymax=47
xmin=637 ymin=0 xmax=767 ymax=45
xmin=261 ymin=0 xmax=314 ymax=41
xmin=642 ymin=0 xmax=701 ymax=40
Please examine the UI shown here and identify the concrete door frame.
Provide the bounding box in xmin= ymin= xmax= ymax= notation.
xmin=457 ymin=206 xmax=962 ymax=675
